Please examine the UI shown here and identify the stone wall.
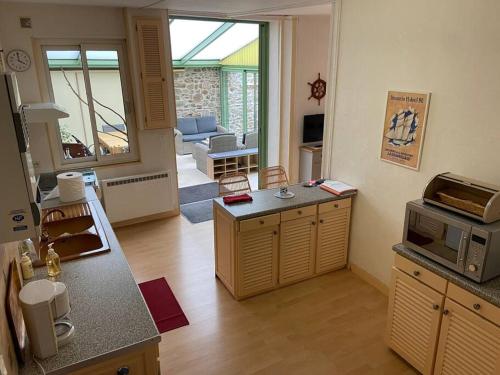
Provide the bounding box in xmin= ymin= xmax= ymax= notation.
xmin=174 ymin=67 xmax=221 ymax=124
xmin=226 ymin=71 xmax=259 ymax=141
xmin=227 ymin=71 xmax=244 ymax=139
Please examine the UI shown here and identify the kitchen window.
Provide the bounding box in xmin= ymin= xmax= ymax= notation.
xmin=41 ymin=42 xmax=138 ymax=167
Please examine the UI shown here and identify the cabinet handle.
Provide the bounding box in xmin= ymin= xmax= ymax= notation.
xmin=443 ymin=309 xmax=449 ymax=316
xmin=259 ymin=220 xmax=264 ymax=225
xmin=311 ymin=221 xmax=316 ymax=225
xmin=334 ymin=204 xmax=339 ymax=208
xmin=273 ymin=230 xmax=277 ymax=235
xmin=117 ymin=367 xmax=129 ymax=375
xmin=319 ymin=219 xmax=324 ymax=224
xmin=298 ymin=210 xmax=302 ymax=215
xmin=413 ymin=270 xmax=420 ymax=277
xmin=432 ymin=304 xmax=439 ymax=310
xmin=473 ymin=303 xmax=481 ymax=310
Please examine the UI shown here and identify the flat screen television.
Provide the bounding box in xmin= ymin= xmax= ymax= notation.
xmin=303 ymin=114 xmax=325 ymax=143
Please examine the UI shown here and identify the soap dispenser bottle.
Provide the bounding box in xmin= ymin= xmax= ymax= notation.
xmin=45 ymin=243 xmax=62 ymax=277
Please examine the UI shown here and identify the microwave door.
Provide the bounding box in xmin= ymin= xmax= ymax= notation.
xmin=404 ymin=204 xmax=471 ymax=273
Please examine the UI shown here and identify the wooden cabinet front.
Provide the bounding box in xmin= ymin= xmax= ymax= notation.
xmin=316 ymin=202 xmax=351 ymax=273
xmin=434 ymin=298 xmax=500 ymax=375
xmin=386 ymin=268 xmax=444 ymax=375
xmin=71 ymin=344 xmax=159 ymax=375
xmin=237 ymin=224 xmax=279 ymax=298
xmin=279 ymin=215 xmax=316 ymax=284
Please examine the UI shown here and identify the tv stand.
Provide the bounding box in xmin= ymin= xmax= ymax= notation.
xmin=299 ymin=145 xmax=322 ymax=181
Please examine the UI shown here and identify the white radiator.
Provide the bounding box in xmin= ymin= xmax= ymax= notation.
xmin=102 ymin=171 xmax=174 ymax=223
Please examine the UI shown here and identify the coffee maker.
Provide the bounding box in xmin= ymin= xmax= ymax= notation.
xmin=19 ymin=279 xmax=75 ymax=359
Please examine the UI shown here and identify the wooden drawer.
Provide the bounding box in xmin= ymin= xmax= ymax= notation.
xmin=71 ymin=344 xmax=159 ymax=375
xmin=447 ymin=283 xmax=500 ymax=326
xmin=394 ymin=254 xmax=448 ymax=294
xmin=239 ymin=213 xmax=280 ymax=232
xmin=318 ymin=198 xmax=351 ymax=214
xmin=280 ymin=205 xmax=317 ymax=222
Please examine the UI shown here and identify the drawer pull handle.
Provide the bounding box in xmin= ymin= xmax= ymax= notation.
xmin=319 ymin=219 xmax=324 ymax=224
xmin=443 ymin=309 xmax=449 ymax=316
xmin=311 ymin=221 xmax=316 ymax=225
xmin=334 ymin=204 xmax=339 ymax=208
xmin=117 ymin=367 xmax=129 ymax=375
xmin=473 ymin=303 xmax=481 ymax=310
xmin=413 ymin=270 xmax=420 ymax=277
xmin=298 ymin=210 xmax=302 ymax=215
xmin=273 ymin=230 xmax=278 ymax=235
xmin=432 ymin=304 xmax=439 ymax=310
xmin=259 ymin=220 xmax=264 ymax=225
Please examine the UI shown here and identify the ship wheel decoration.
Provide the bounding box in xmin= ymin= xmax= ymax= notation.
xmin=308 ymin=73 xmax=327 ymax=105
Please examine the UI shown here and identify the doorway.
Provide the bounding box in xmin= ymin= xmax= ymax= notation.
xmin=169 ymin=17 xmax=267 ymax=196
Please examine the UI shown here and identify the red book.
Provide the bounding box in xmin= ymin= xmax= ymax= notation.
xmin=223 ymin=193 xmax=253 ymax=205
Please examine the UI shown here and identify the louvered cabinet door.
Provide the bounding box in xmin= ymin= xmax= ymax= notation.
xmin=434 ymin=298 xmax=500 ymax=375
xmin=386 ymin=268 xmax=444 ymax=375
xmin=136 ymin=18 xmax=171 ymax=129
xmin=316 ymin=207 xmax=350 ymax=273
xmin=279 ymin=216 xmax=316 ymax=285
xmin=237 ymin=225 xmax=279 ymax=298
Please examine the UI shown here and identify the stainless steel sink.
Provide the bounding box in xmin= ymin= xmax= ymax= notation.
xmin=39 ymin=203 xmax=110 ymax=263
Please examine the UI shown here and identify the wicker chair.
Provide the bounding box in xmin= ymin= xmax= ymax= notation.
xmin=218 ymin=172 xmax=252 ymax=197
xmin=260 ymin=166 xmax=289 ymax=189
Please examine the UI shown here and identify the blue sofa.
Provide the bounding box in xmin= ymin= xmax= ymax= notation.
xmin=174 ymin=116 xmax=226 ymax=155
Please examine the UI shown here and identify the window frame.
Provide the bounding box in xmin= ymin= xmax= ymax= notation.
xmin=40 ymin=40 xmax=139 ymax=169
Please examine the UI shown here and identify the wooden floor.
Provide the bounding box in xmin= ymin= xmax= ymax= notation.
xmin=115 ymin=215 xmax=416 ymax=375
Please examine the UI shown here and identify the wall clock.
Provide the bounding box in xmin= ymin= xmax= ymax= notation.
xmin=6 ymin=49 xmax=31 ymax=72
xmin=308 ymin=73 xmax=327 ymax=105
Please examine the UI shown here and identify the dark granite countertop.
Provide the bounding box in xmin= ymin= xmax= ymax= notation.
xmin=213 ymin=184 xmax=356 ymax=220
xmin=20 ymin=190 xmax=160 ymax=375
xmin=393 ymin=243 xmax=500 ymax=308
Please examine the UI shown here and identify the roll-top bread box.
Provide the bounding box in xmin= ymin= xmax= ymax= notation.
xmin=423 ymin=173 xmax=500 ymax=223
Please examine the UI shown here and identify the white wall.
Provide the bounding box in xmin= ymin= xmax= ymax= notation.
xmin=328 ymin=0 xmax=500 ymax=286
xmin=0 ymin=2 xmax=178 ymax=190
xmin=281 ymin=15 xmax=330 ymax=182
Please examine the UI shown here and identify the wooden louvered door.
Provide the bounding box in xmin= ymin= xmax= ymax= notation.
xmin=386 ymin=268 xmax=444 ymax=375
xmin=279 ymin=216 xmax=316 ymax=285
xmin=316 ymin=203 xmax=351 ymax=273
xmin=237 ymin=225 xmax=279 ymax=298
xmin=136 ymin=18 xmax=171 ymax=129
xmin=434 ymin=298 xmax=500 ymax=375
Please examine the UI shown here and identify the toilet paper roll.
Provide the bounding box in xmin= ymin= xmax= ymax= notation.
xmin=57 ymin=172 xmax=85 ymax=202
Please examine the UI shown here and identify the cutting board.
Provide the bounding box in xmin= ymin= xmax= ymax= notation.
xmin=5 ymin=259 xmax=27 ymax=363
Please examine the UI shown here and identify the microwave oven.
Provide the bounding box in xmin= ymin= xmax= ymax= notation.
xmin=403 ymin=199 xmax=500 ymax=283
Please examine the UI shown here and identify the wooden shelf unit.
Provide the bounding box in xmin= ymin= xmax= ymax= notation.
xmin=207 ymin=148 xmax=259 ymax=180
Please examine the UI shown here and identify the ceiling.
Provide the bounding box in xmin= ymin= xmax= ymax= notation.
xmin=3 ymin=0 xmax=332 ymax=17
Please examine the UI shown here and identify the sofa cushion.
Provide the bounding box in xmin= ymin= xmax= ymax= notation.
xmin=182 ymin=131 xmax=219 ymax=142
xmin=196 ymin=116 xmax=217 ymax=133
xmin=177 ymin=118 xmax=198 ymax=135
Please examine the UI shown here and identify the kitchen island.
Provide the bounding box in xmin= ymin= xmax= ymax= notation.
xmin=20 ymin=189 xmax=160 ymax=375
xmin=213 ymin=184 xmax=356 ymax=300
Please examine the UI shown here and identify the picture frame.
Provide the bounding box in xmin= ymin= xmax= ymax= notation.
xmin=379 ymin=90 xmax=431 ymax=171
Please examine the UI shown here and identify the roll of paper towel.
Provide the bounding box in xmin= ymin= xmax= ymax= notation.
xmin=57 ymin=172 xmax=85 ymax=202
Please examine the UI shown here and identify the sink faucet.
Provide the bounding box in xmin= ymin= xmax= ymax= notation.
xmin=42 ymin=209 xmax=66 ymax=224
xmin=41 ymin=209 xmax=66 ymax=241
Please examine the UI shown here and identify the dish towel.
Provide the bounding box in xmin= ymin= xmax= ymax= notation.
xmin=223 ymin=194 xmax=253 ymax=205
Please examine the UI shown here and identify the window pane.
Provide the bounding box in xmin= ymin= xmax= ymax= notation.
xmin=169 ymin=19 xmax=224 ymax=60
xmin=246 ymin=71 xmax=259 ymax=134
xmin=227 ymin=71 xmax=244 ymax=140
xmin=46 ymin=49 xmax=96 ymax=159
xmin=85 ymin=50 xmax=130 ymax=157
xmin=193 ymin=23 xmax=259 ymax=60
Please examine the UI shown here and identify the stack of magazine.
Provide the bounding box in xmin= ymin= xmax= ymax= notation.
xmin=319 ymin=180 xmax=357 ymax=196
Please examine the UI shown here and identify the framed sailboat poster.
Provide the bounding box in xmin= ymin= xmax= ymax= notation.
xmin=380 ymin=90 xmax=431 ymax=170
